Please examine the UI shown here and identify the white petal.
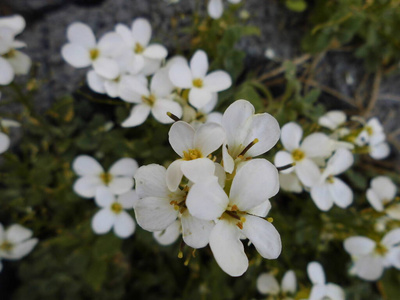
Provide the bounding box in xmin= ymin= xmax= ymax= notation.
xmin=118 ymin=190 xmax=139 ymax=209
xmin=325 ymin=283 xmax=345 ymax=300
xmin=324 ymin=148 xmax=354 ymax=176
xmin=242 ymin=215 xmax=281 ymax=259
xmin=61 ymin=44 xmax=91 ymax=68
xmin=6 ymin=224 xmax=33 ymax=244
xmin=343 ymin=236 xmax=376 ymax=255
xmin=0 ymin=15 xmax=26 ymax=35
xmin=104 ymin=80 xmax=119 ymax=98
xmin=301 ymin=133 xmax=332 ymax=158
xmin=72 ymin=155 xmax=103 ymax=176
xmin=203 ymin=71 xmax=232 ymax=92
xmin=318 ymin=110 xmax=346 ymax=130
xmin=181 ymin=210 xmax=214 ymax=249
xmin=132 ymin=18 xmax=152 ymax=47
xmin=165 ymin=160 xmax=184 ymax=191
xmin=0 ymin=132 xmax=10 ymax=154
xmin=194 ymin=122 xmax=225 ymax=156
xmin=274 ymin=151 xmax=295 ymax=174
xmin=208 ymin=0 xmax=224 ymax=19
xmin=371 ymin=176 xmax=397 ymax=202
xmin=230 ymin=159 xmax=279 ymax=211
xmin=190 ymin=50 xmax=208 ymax=79
xmin=73 ymin=176 xmax=103 ymax=198
xmin=119 ymin=76 xmax=148 ymax=103
xmin=86 ymin=70 xmax=106 ymax=94
xmin=307 ymin=261 xmax=326 ymax=285
xmin=143 ymin=44 xmax=168 ymax=60
xmin=153 ymin=220 xmax=181 ymax=246
xmin=0 ymin=56 xmax=14 ymax=84
xmin=188 ymin=87 xmax=213 ymax=109
xmin=67 ymin=22 xmax=96 ymax=48
xmin=329 ymin=178 xmax=353 ymax=208
xmin=113 ymin=211 xmax=135 ymax=238
xmin=222 ymin=144 xmax=235 ymax=174
xmin=281 ymin=270 xmax=297 ymax=294
xmin=109 ymin=158 xmax=138 ymax=177
xmin=247 ymin=200 xmax=271 ymax=218
xmin=92 ymin=57 xmax=120 ymax=80
xmin=186 ymin=177 xmax=229 ymax=221
xmin=353 ymin=255 xmax=384 ymax=281
xmin=152 ymin=99 xmax=182 ymax=124
xmin=4 ymin=239 xmax=38 ymax=260
xmin=168 ymin=121 xmax=195 ymax=157
xmin=209 ymin=219 xmax=248 ymax=277
xmin=309 ymin=285 xmax=327 ymax=300
xmin=311 ymin=184 xmax=334 ymax=211
xmin=91 ymin=209 xmax=115 ymax=234
xmin=115 ymin=24 xmax=134 ymax=47
xmin=295 ymin=158 xmax=321 ymax=187
xmin=386 ymin=203 xmax=400 ymax=221
xmin=169 ymin=62 xmax=193 ymax=88
xmin=280 ymin=122 xmax=303 ymax=152
xmin=214 ymin=162 xmax=226 ymax=188
xmin=121 ymin=104 xmax=151 ymax=127
xmin=366 ymin=189 xmax=384 ymax=212
xmin=370 ymin=142 xmax=390 ymax=160
xmin=279 ymin=173 xmax=302 ymax=193
xmin=134 ymin=164 xmax=169 ymax=198
xmin=151 ymin=68 xmax=174 ymax=97
xmin=141 ymin=57 xmax=162 ymax=76
xmin=98 ymin=33 xmax=125 ymax=57
xmin=256 ymin=273 xmax=280 ymax=295
xmin=94 ymin=186 xmax=115 ymax=208
xmin=181 ymin=158 xmax=215 ymax=183
xmin=134 ymin=196 xmax=178 ymax=231
xmin=108 ymin=177 xmax=134 ymax=195
xmin=6 ymin=51 xmax=31 ymax=75
xmin=382 ymin=228 xmax=400 ymax=248
xmin=386 ymin=247 xmax=400 ymax=269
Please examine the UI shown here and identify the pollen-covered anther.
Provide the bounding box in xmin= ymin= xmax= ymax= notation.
xmin=89 ymin=48 xmax=99 ymax=60
xmin=236 ymin=222 xmax=243 ymax=230
xmin=134 ymin=43 xmax=144 ymax=54
xmin=291 ymin=148 xmax=305 ymax=161
xmin=231 ymin=205 xmax=239 ymax=212
xmin=267 ymin=217 xmax=274 ymax=223
xmin=100 ymin=172 xmax=113 ymax=184
xmin=192 ymin=78 xmax=203 ymax=88
xmin=183 ymin=149 xmax=203 ymax=160
xmin=111 ymin=202 xmax=123 ymax=214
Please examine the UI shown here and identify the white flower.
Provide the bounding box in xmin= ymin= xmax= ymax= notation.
xmin=318 ymin=111 xmax=346 ymax=130
xmin=207 ymin=0 xmax=241 ymax=19
xmin=0 ymin=223 xmax=38 ymax=272
xmin=134 ymin=164 xmax=214 ymax=249
xmin=344 ymin=228 xmax=400 ymax=281
xmin=115 ymin=18 xmax=168 ymax=76
xmin=307 ymin=261 xmax=345 ymax=300
xmin=61 ymin=22 xmax=125 ymax=79
xmin=221 ymin=99 xmax=280 ymax=173
xmin=166 ymin=121 xmax=226 ymax=191
xmin=169 ymin=50 xmax=232 ymax=109
xmin=356 ymin=117 xmax=385 ymax=146
xmin=264 ymin=48 xmax=276 ymax=60
xmin=310 ymin=148 xmax=354 ymax=211
xmin=0 ymin=132 xmax=10 ymax=154
xmin=274 ymin=122 xmax=332 ymax=187
xmin=366 ymin=176 xmax=397 ymax=212
xmin=119 ymin=67 xmax=182 ymax=127
xmin=91 ymin=187 xmax=137 ymax=238
xmin=186 ymin=159 xmax=281 ymax=276
xmin=182 ymin=93 xmax=222 ymax=127
xmin=257 ymin=270 xmax=297 ymax=299
xmin=153 ymin=220 xmax=181 ymax=246
xmin=72 ymin=155 xmax=138 ymax=198
xmin=0 ymin=15 xmax=31 ymax=85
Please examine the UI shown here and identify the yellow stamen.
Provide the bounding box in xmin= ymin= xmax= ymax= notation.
xmin=375 ymin=243 xmax=388 ymax=255
xmin=111 ymin=202 xmax=123 ymax=214
xmin=366 ymin=126 xmax=373 ymax=136
xmin=231 ymin=205 xmax=239 ymax=211
xmin=326 ymin=175 xmax=335 ymax=184
xmin=183 ymin=149 xmax=203 ymax=160
xmin=141 ymin=94 xmax=156 ymax=106
xmin=267 ymin=217 xmax=274 ymax=223
xmin=192 ymin=78 xmax=203 ymax=88
xmin=240 ymin=216 xmax=246 ymax=223
xmin=236 ymin=222 xmax=243 ymax=230
xmin=292 ymin=149 xmax=305 ymax=162
xmin=0 ymin=241 xmax=13 ymax=252
xmin=3 ymin=49 xmax=16 ymax=59
xmin=100 ymin=172 xmax=113 ymax=184
xmin=134 ymin=43 xmax=144 ymax=54
xmin=89 ymin=49 xmax=99 ymax=60
xmin=178 ymin=251 xmax=183 ymax=258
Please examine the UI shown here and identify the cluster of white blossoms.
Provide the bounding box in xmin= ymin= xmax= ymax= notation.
xmin=0 ymin=223 xmax=38 ymax=272
xmin=256 ymin=270 xmax=297 ymax=299
xmin=72 ymin=155 xmax=138 ymax=238
xmin=207 ymin=0 xmax=241 ymax=19
xmin=307 ymin=262 xmax=345 ymax=300
xmin=134 ymin=99 xmax=282 ymax=276
xmin=0 ymin=15 xmax=32 ymax=100
xmin=344 ymin=228 xmax=400 ymax=281
xmin=367 ymin=176 xmax=399 ymax=221
xmin=61 ymin=19 xmax=231 ymax=128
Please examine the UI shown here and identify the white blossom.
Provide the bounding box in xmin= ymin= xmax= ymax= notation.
xmin=207 ymin=0 xmax=241 ymax=19
xmin=307 ymin=261 xmax=345 ymax=300
xmin=344 ymin=228 xmax=400 ymax=281
xmin=257 ymin=270 xmax=297 ymax=299
xmin=169 ymin=50 xmax=231 ymax=109
xmin=0 ymin=223 xmax=38 ymax=272
xmin=366 ymin=176 xmax=397 ymax=212
xmin=72 ymin=155 xmax=138 ymax=198
xmin=318 ymin=111 xmax=346 ymax=130
xmin=0 ymin=132 xmax=10 ymax=154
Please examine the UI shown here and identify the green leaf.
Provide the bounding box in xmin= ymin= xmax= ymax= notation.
xmin=285 ymin=0 xmax=307 ymax=12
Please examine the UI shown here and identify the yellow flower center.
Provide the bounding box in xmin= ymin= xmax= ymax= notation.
xmin=292 ymin=148 xmax=305 ymax=161
xmin=90 ymin=48 xmax=99 ymax=60
xmin=3 ymin=49 xmax=16 ymax=59
xmin=0 ymin=241 xmax=13 ymax=252
xmin=375 ymin=243 xmax=388 ymax=255
xmin=111 ymin=202 xmax=123 ymax=214
xmin=134 ymin=43 xmax=144 ymax=54
xmin=142 ymin=94 xmax=156 ymax=106
xmin=366 ymin=126 xmax=374 ymax=136
xmin=183 ymin=149 xmax=203 ymax=160
xmin=100 ymin=172 xmax=113 ymax=184
xmin=192 ymin=78 xmax=203 ymax=88
xmin=326 ymin=175 xmax=335 ymax=184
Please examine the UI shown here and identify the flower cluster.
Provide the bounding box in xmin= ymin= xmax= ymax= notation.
xmin=61 ymin=19 xmax=231 ymax=128
xmin=0 ymin=15 xmax=31 ymax=98
xmin=134 ymin=99 xmax=282 ymax=276
xmin=0 ymin=223 xmax=38 ymax=272
xmin=72 ymin=155 xmax=138 ymax=238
